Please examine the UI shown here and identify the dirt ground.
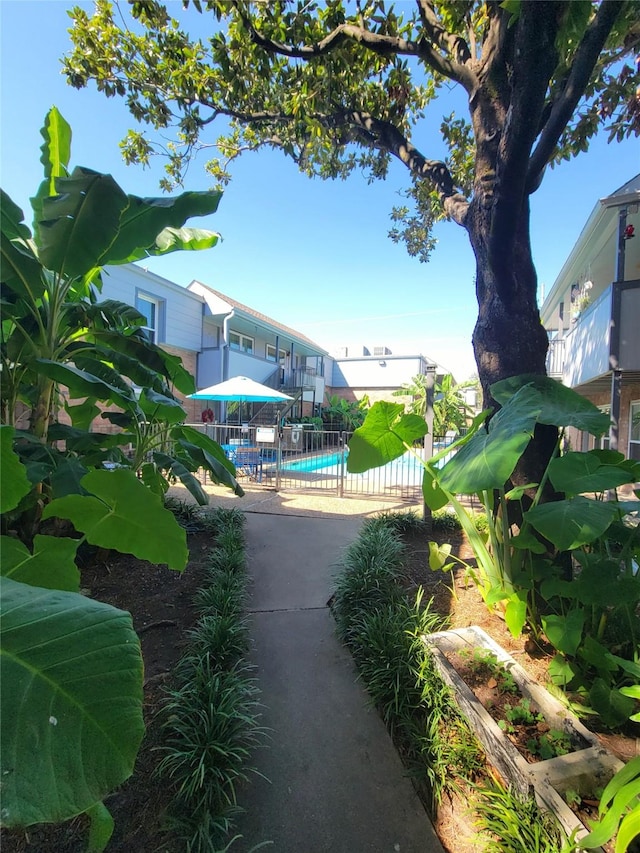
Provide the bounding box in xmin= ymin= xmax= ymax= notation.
xmin=2 ymin=495 xmax=637 ymax=853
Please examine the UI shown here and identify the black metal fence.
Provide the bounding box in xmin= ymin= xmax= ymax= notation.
xmin=187 ymin=423 xmax=457 ymax=501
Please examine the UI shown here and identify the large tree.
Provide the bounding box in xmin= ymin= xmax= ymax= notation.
xmin=63 ymin=0 xmax=639 ymax=484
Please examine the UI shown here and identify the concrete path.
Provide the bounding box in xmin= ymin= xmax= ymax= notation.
xmin=234 ymin=512 xmax=444 ymax=853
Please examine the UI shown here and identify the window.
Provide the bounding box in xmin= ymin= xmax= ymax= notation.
xmin=266 ymin=344 xmax=286 ymax=363
xmin=630 ymin=401 xmax=640 ymax=461
xmin=136 ymin=293 xmax=161 ymax=343
xmin=229 ymin=331 xmax=253 ymax=354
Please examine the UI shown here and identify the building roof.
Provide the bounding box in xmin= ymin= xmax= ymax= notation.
xmin=188 ymin=280 xmax=328 ymax=355
xmin=540 ymin=174 xmax=640 ymax=325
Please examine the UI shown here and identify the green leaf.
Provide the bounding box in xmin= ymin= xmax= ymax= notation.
xmin=504 ymin=590 xmax=527 ymax=638
xmin=491 ymin=375 xmax=611 ymax=436
xmin=149 ymin=225 xmax=220 ymax=256
xmin=65 ymin=398 xmax=102 ymax=430
xmin=0 ymin=535 xmax=80 ymax=591
xmin=438 ymin=385 xmax=541 ymax=494
xmin=608 ymin=656 xmax=640 ymax=680
xmin=0 ymin=426 xmax=32 ymax=513
xmin=42 ymin=469 xmax=188 ymax=571
xmin=0 ymin=199 xmax=44 ymax=302
xmin=548 ymin=451 xmax=634 ymax=495
xmin=0 ymin=576 xmax=144 ymax=826
xmin=34 ymin=359 xmax=135 ymax=408
xmin=39 ymin=106 xmax=72 ymax=196
xmin=428 ymin=541 xmax=452 ymax=571
xmin=589 ymin=679 xmax=635 ymax=729
xmin=152 ymin=452 xmax=208 ymax=505
xmin=172 ymin=425 xmax=243 ymax=494
xmin=139 ymin=388 xmax=185 ymax=425
xmin=0 ymin=189 xmax=32 ymax=241
xmin=101 ymin=190 xmax=222 ymax=265
xmin=548 ymin=653 xmax=578 ymax=686
xmin=525 ymin=496 xmax=618 ymax=550
xmin=616 ymin=805 xmax=640 ymax=853
xmin=37 ymin=167 xmax=128 ymax=278
xmin=510 ymin=527 xmax=547 ymax=553
xmin=139 ymin=461 xmax=170 ymax=499
xmin=422 ymin=466 xmax=450 ymax=511
xmin=86 ymin=801 xmax=115 ymax=853
xmin=579 ymin=636 xmax=618 ymax=675
xmin=347 ymin=401 xmax=427 ymax=473
xmin=541 ymin=609 xmax=585 ymax=655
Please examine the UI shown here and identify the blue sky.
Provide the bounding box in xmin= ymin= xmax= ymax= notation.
xmin=1 ymin=1 xmax=638 ymax=380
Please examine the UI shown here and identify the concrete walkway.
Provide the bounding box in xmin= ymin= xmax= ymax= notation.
xmin=233 ymin=512 xmax=445 ymax=853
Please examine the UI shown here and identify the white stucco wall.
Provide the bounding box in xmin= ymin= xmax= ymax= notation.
xmin=330 ymin=355 xmax=427 ymax=389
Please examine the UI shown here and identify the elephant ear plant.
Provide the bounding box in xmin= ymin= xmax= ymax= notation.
xmin=348 ymin=376 xmax=640 ymax=729
xmin=0 ymin=108 xmax=241 ymax=850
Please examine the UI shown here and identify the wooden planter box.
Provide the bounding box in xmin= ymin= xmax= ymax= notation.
xmin=423 ymin=626 xmax=623 ymax=847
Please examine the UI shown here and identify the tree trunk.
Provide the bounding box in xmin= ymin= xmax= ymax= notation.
xmin=467 ymin=194 xmax=558 ymax=499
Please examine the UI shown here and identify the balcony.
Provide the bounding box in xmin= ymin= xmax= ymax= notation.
xmin=546 ymin=280 xmax=640 ymax=388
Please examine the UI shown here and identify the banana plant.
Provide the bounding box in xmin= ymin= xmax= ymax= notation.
xmin=2 ymin=107 xmax=242 ymax=528
xmin=0 ymin=108 xmax=241 ymax=850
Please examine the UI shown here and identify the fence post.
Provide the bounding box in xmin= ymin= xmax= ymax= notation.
xmin=275 ymin=426 xmax=282 ymax=491
xmin=423 ymin=365 xmax=436 ymax=530
xmin=338 ymin=431 xmax=346 ymax=497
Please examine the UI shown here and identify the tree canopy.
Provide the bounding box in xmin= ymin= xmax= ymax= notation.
xmin=64 ymin=0 xmax=639 ymax=255
xmin=63 ymin=0 xmax=639 ymax=420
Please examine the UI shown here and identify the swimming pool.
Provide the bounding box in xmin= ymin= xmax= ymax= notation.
xmin=281 ymin=451 xmax=344 ymax=472
xmin=280 ymin=449 xmax=429 ymax=481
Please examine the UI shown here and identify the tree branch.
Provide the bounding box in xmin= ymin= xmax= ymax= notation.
xmin=341 ymin=110 xmax=470 ymax=225
xmin=415 ymin=0 xmax=477 ymax=92
xmin=489 ymin=2 xmax=560 ymax=275
xmin=527 ymin=0 xmax=625 ymax=192
xmin=235 ymin=0 xmax=478 ymax=94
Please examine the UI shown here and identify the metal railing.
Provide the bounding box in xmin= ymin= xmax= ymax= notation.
xmin=186 ymin=423 xmax=458 ymax=501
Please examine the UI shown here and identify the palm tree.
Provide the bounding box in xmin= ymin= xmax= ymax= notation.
xmin=393 ymin=373 xmax=478 ymax=436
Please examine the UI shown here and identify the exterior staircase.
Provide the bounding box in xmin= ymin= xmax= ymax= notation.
xmin=250 ymin=389 xmax=301 ymax=426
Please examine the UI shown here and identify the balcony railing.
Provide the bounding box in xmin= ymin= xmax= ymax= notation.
xmin=546 ymin=338 xmax=565 ymax=378
xmin=546 ymin=281 xmax=639 ymax=387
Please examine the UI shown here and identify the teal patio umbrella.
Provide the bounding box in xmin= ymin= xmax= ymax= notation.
xmin=188 ymin=375 xmax=293 ymax=423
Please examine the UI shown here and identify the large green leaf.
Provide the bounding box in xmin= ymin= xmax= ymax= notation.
xmin=0 ymin=535 xmax=80 ymax=591
xmin=88 ymin=331 xmax=196 ymax=395
xmin=39 ymin=106 xmax=72 ymax=190
xmin=347 ymin=401 xmax=428 ymax=473
xmin=152 ymin=452 xmax=208 ymax=505
xmin=491 ymin=375 xmax=611 ymax=436
xmin=589 ymin=679 xmax=636 ymax=729
xmin=101 ymin=190 xmax=222 ymax=265
xmin=0 ymin=426 xmax=32 ymax=513
xmin=0 ymin=215 xmax=44 ymax=302
xmin=140 ymin=388 xmax=185 ymax=425
xmin=0 ymin=190 xmax=32 ymax=242
xmin=541 ymin=608 xmax=585 ymax=655
xmin=34 ymin=360 xmax=135 ymax=408
xmin=437 ymin=385 xmax=541 ymax=494
xmin=422 ymin=466 xmax=450 ymax=511
xmin=37 ymin=167 xmax=128 ymax=278
xmin=42 ymin=469 xmax=188 ymax=571
xmin=0 ymin=576 xmax=144 ymax=826
xmin=525 ymin=496 xmax=619 ymax=550
xmin=174 ymin=438 xmax=244 ymax=497
xmin=548 ymin=451 xmax=635 ymax=496
xmin=149 ymin=225 xmax=221 ymax=256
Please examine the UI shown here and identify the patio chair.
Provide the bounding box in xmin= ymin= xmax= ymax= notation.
xmin=234 ymin=448 xmax=263 ymax=482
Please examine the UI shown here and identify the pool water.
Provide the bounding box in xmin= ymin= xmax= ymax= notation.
xmin=281 ymin=449 xmax=430 ymax=480
xmin=281 ymin=451 xmax=344 ymax=472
